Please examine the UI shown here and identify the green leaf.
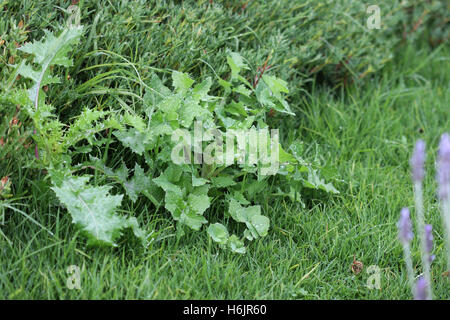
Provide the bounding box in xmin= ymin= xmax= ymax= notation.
xmin=179 ymin=97 xmax=208 ymax=128
xmin=255 ymin=75 xmax=294 ymax=115
xmin=192 ymin=175 xmax=208 ymax=187
xmin=279 ymin=144 xmax=297 ymax=163
xmin=157 ymin=94 xmax=182 ymax=114
xmin=144 ymin=74 xmax=171 ymax=106
xmin=262 ymin=75 xmax=289 ymax=97
xmin=211 ymin=176 xmax=236 ymax=188
xmin=113 ymin=128 xmax=152 ymax=155
xmin=180 ymin=211 xmax=207 ymax=230
xmin=161 ymin=179 xmax=210 ymax=231
xmin=232 ymin=84 xmax=252 ymax=97
xmin=192 ymin=77 xmax=212 ymax=101
xmin=245 ymin=179 xmax=268 ymax=199
xmin=304 ymin=169 xmax=339 ymax=194
xmin=123 ymin=164 xmax=151 ymax=203
xmin=228 ymin=198 xmax=247 ymax=223
xmin=226 ymin=52 xmax=248 ymax=80
xmin=64 ymin=108 xmax=108 ymax=148
xmin=244 ymin=229 xmax=254 ymax=241
xmin=288 ymin=140 xmax=305 ymax=163
xmin=228 ymin=198 xmax=269 ymax=239
xmin=255 ymin=81 xmax=274 ymax=107
xmin=165 ymin=191 xmax=185 ymax=220
xmin=18 ymin=27 xmax=83 ymax=108
xmin=207 ymin=223 xmax=229 ymax=245
xmin=249 ymin=214 xmax=270 ymax=237
xmin=187 ymin=193 xmax=210 ymax=216
xmin=272 ymin=99 xmax=295 ymax=116
xmin=191 ymin=184 xmax=210 ymax=196
xmin=172 ymin=71 xmax=194 ymax=92
xmin=227 ymin=235 xmax=246 ymax=254
xmin=231 ymin=191 xmax=250 ymax=205
xmin=218 ymin=78 xmax=232 ymax=93
xmin=153 ymin=174 xmax=183 ymax=196
xmin=224 ymin=101 xmax=248 ymax=117
xmin=51 ymin=175 xmax=146 ymax=247
xmin=165 ymin=164 xmax=183 ymax=183
xmin=123 ymin=113 xmax=147 ymax=133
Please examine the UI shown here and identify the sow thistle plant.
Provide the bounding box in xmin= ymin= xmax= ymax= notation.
xmin=398 ymin=134 xmax=450 ymax=299
xmin=1 ymin=26 xmax=338 ymax=252
xmin=2 ymin=26 xmax=146 ymax=247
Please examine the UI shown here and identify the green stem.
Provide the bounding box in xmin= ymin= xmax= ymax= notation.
xmin=441 ymin=199 xmax=450 ymax=271
xmin=413 ymin=182 xmax=432 ymax=299
xmin=402 ymin=242 xmax=415 ymax=297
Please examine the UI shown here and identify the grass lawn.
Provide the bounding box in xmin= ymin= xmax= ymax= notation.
xmin=1 ymin=38 xmax=448 ymax=299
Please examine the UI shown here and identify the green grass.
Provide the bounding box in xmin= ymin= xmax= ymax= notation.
xmin=1 ymin=41 xmax=448 ymax=299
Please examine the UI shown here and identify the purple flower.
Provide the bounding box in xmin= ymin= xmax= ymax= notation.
xmin=398 ymin=208 xmax=413 ymax=244
xmin=410 ymin=140 xmax=426 ymax=182
xmin=414 ymin=276 xmax=429 ymax=300
xmin=437 ymin=133 xmax=450 ymax=200
xmin=424 ymin=224 xmax=435 ymax=263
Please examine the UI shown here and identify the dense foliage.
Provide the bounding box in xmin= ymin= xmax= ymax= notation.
xmin=1 ymin=25 xmax=339 ymax=250
xmin=0 ymin=1 xmax=448 ymax=250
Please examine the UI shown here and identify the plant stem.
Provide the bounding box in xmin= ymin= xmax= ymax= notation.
xmin=413 ymin=182 xmax=432 ymax=299
xmin=402 ymin=242 xmax=415 ymax=296
xmin=441 ymin=199 xmax=450 ymax=271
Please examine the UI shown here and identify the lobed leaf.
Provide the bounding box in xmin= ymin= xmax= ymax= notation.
xmin=52 ymin=174 xmax=146 ymax=247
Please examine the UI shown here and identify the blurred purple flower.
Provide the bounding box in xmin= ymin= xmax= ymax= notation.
xmin=398 ymin=208 xmax=413 ymax=244
xmin=437 ymin=133 xmax=450 ymax=200
xmin=414 ymin=276 xmax=429 ymax=300
xmin=410 ymin=140 xmax=426 ymax=182
xmin=424 ymin=224 xmax=435 ymax=263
